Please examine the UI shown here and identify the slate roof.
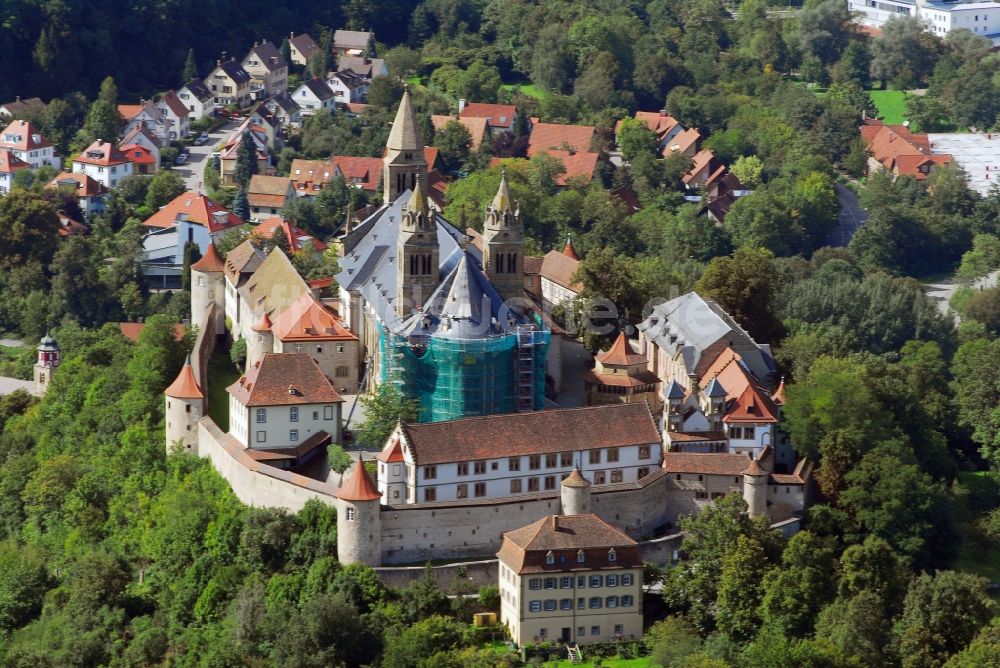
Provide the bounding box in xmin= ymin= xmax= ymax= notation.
xmin=182 ymin=78 xmax=214 ymax=103
xmin=227 ymin=353 xmax=342 ymax=407
xmin=400 ymin=403 xmax=659 ymax=465
xmin=298 ymin=77 xmax=335 ymax=101
xmin=215 ymin=59 xmax=252 ymax=85
xmin=246 ymin=40 xmax=287 ymax=72
xmin=497 ymin=514 xmax=641 ymax=574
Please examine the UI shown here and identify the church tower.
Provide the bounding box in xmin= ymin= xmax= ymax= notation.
xmin=383 ymin=86 xmax=427 ymax=205
xmin=33 ymin=330 xmax=59 ymax=396
xmin=482 ymin=169 xmax=524 ymax=302
xmin=396 ymin=175 xmax=438 ymax=318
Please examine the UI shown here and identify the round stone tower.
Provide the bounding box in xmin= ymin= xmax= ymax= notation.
xmin=33 ymin=330 xmax=60 ymax=396
xmin=336 ymin=458 xmax=383 ymax=566
xmin=190 ymin=243 xmax=226 ymax=335
xmin=247 ymin=312 xmax=274 ymax=368
xmin=742 ymin=458 xmax=769 ymax=519
xmin=164 ymin=355 xmax=205 ymax=453
xmin=561 ymin=467 xmax=592 ymax=516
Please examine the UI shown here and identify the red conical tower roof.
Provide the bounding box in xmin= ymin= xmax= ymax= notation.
xmin=772 ymin=377 xmax=786 ymax=405
xmin=251 ymin=311 xmax=272 ymax=332
xmin=191 ymin=243 xmax=225 ymax=272
xmin=596 ymin=332 xmax=646 ymax=366
xmin=563 ymin=236 xmax=578 ymax=261
xmin=337 ymin=458 xmax=381 ymax=502
xmin=165 ymin=356 xmax=204 ymax=399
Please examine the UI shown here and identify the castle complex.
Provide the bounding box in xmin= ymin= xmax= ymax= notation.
xmin=164 ymin=93 xmax=812 ymax=574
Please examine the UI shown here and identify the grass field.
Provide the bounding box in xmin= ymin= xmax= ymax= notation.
xmin=869 ymin=90 xmax=908 ymax=125
xmin=206 ymin=348 xmax=240 ymax=432
xmin=0 ymin=344 xmax=22 ymax=360
xmin=501 ymin=82 xmax=548 ymax=100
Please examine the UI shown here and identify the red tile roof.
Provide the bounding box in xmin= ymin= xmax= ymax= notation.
xmin=377 ymin=434 xmax=405 ymax=463
xmin=665 ymin=127 xmax=701 ymax=156
xmin=227 ymin=353 xmax=343 ymax=407
xmin=682 ymin=149 xmax=717 ymax=186
xmin=432 ymin=114 xmax=488 ymax=150
xmin=0 ymin=120 xmax=54 ymax=151
xmin=0 ymin=149 xmax=30 ymax=173
xmin=497 ymin=514 xmax=641 ymax=574
xmin=539 ymin=149 xmax=599 ymax=185
xmin=143 ymin=191 xmax=244 ymax=233
xmin=528 ymin=123 xmax=596 ymax=157
xmin=663 ymin=452 xmax=751 ymax=475
xmin=540 ymin=249 xmax=582 ymax=292
xmin=119 ymin=322 xmax=186 ymax=342
xmin=254 ymin=216 xmax=327 ymax=252
xmin=725 ymin=384 xmax=778 ymax=424
xmin=563 ymin=238 xmax=578 ymax=261
xmin=401 ymin=404 xmax=658 ymax=465
xmin=46 ymin=172 xmax=109 ymax=197
xmin=333 ymin=155 xmax=383 ymax=190
xmin=460 ymin=103 xmax=517 ymax=129
xmin=269 ymin=292 xmax=356 ymax=342
xmin=597 ymin=332 xmax=647 ymax=366
xmin=337 ymin=458 xmax=381 ymax=501
xmin=121 ymin=143 xmax=157 ymax=166
xmin=625 ymin=111 xmax=680 ymax=139
xmin=165 ymin=359 xmax=204 ymax=399
xmin=191 ymin=243 xmax=225 ymax=272
xmin=666 ymin=431 xmax=728 ymax=442
xmin=74 ymin=140 xmax=130 ymax=166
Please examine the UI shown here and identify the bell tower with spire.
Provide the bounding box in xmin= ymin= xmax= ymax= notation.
xmin=482 ymin=169 xmax=524 ymax=301
xmin=396 ymin=175 xmax=438 ymax=319
xmin=383 ymin=86 xmax=427 ymax=205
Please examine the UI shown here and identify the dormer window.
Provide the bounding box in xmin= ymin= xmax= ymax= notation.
xmin=577 ymin=550 xmax=585 ymax=563
xmin=545 ymin=551 xmax=555 ymax=565
xmin=608 ymin=548 xmax=616 ymax=562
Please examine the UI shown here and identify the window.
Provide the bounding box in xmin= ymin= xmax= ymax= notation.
xmin=316 ymin=345 xmax=323 ymax=354
xmin=698 ymin=474 xmax=704 ymax=482
xmin=337 ymin=344 xmax=345 ymax=353
xmin=675 ymin=473 xmax=682 ymax=481
xmin=529 ymin=455 xmax=541 ymax=470
xmin=492 ymin=462 xmax=499 ymax=470
xmin=510 ymin=479 xmax=522 ymax=493
xmin=424 ymin=466 xmax=437 ymax=480
xmin=577 ymin=550 xmax=585 ymax=563
xmin=313 ymin=411 xmax=319 ymax=421
xmin=457 ymin=484 xmax=468 ymax=499
xmin=560 ymin=577 xmax=572 ymax=589
xmin=528 ymin=477 xmax=539 ymax=491
xmin=591 ymin=625 xmax=601 ymax=637
xmin=614 ymin=624 xmax=624 ymax=635
xmin=474 ymin=482 xmax=486 ymax=497
xmin=606 ymin=596 xmax=618 ymax=608
xmin=589 ymin=450 xmax=601 ymax=464
xmin=610 ymin=470 xmax=623 ymax=483
xmin=529 ymin=601 xmax=541 ymax=612
xmin=608 ymin=548 xmax=617 ymax=562
xmin=622 ymin=574 xmax=634 ymax=587
xmin=606 ymin=575 xmax=618 ymax=587
xmin=544 ymin=577 xmax=557 ymax=589
xmin=289 ymin=429 xmax=299 ymax=442
xmin=607 ymin=447 xmax=619 ymax=463
xmin=539 ymin=628 xmax=548 ymax=639
xmin=324 ymin=406 xmax=334 ymax=420
xmin=457 ymin=463 xmax=469 ymax=476
xmin=590 ymin=575 xmax=602 ymax=588
xmin=544 ymin=599 xmax=557 ymax=611
xmin=577 ymin=597 xmax=585 ymax=609
xmin=423 ymin=488 xmax=436 ymax=502
xmin=560 ymin=598 xmax=573 ymax=610
xmin=509 ymin=457 xmax=520 ymax=471
xmin=638 ymin=467 xmax=650 ymax=479
xmin=545 ymin=454 xmax=557 ymax=468
xmin=578 ymin=626 xmax=586 ymax=637
xmin=696 ymin=491 xmax=708 ymax=499
xmin=529 ymin=578 xmax=541 ymax=590
xmin=256 ymin=408 xmax=267 ymax=423
xmin=589 ymin=597 xmax=602 ymax=609
xmin=295 ymin=344 xmax=303 ymax=353
xmin=256 ymin=431 xmax=266 ymax=443
xmin=289 ymin=407 xmax=299 ymax=422
xmin=474 ymin=461 xmax=486 ymax=475
xmin=578 ymin=575 xmax=586 ymax=587
xmin=335 ymin=365 xmax=349 ymax=377
xmin=594 ymin=471 xmax=606 ymax=485
xmin=546 ymin=551 xmax=555 ymax=565
xmin=544 ymin=476 xmax=556 ymax=490
xmin=622 ymin=595 xmax=634 ymax=607
xmin=561 ymin=452 xmax=573 ymax=466
xmin=346 ymin=507 xmax=356 ymax=521
xmin=639 ymin=445 xmax=651 ymax=459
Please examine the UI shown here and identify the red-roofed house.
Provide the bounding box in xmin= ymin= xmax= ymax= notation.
xmin=333 ymin=155 xmax=383 ymax=191
xmin=121 ymin=143 xmax=158 ymax=174
xmin=71 ymin=140 xmax=133 ymax=188
xmin=46 ymin=172 xmax=110 ymax=217
xmin=528 ymin=122 xmax=596 ymax=157
xmin=254 ymin=216 xmax=328 ymax=253
xmin=584 ymin=332 xmax=661 ymax=409
xmin=539 ymin=241 xmax=583 ymax=309
xmin=0 ymin=120 xmax=61 ymax=169
xmin=432 ymin=114 xmax=489 ymax=151
xmin=247 ymin=174 xmax=295 ymax=220
xmin=541 ymin=149 xmax=600 ymax=186
xmin=0 ymin=149 xmax=30 ymax=193
xmin=615 ymin=110 xmax=689 ymax=154
xmin=682 ymin=149 xmax=720 ymax=189
xmin=460 ymin=102 xmax=517 ymax=132
xmin=861 ymin=121 xmax=952 ymax=180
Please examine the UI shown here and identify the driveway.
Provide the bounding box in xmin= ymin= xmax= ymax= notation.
xmin=828 ymin=183 xmax=868 ymax=247
xmin=174 ymin=120 xmax=236 ymax=193
xmin=925 ymin=270 xmax=1000 ymax=320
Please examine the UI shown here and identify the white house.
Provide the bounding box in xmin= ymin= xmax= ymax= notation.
xmin=156 ymin=90 xmax=191 ymax=139
xmin=849 ymin=0 xmax=1000 ymax=43
xmin=293 ymin=78 xmax=336 ymax=116
xmin=376 ymin=403 xmax=662 ymax=505
xmin=178 ymin=79 xmax=215 ymax=121
xmin=45 ymin=172 xmax=110 ymax=218
xmin=0 ymin=149 xmax=29 ymax=193
xmin=71 ymin=140 xmax=133 ymax=188
xmin=327 ymin=70 xmax=369 ymax=104
xmin=0 ymin=120 xmax=61 ymax=170
xmin=289 ymin=32 xmax=320 ymax=66
xmin=261 ymin=92 xmax=302 ymax=130
xmin=242 ymin=40 xmax=289 ymax=98
xmin=227 ymin=352 xmax=344 ymax=450
xmin=120 ymin=101 xmax=169 ymax=143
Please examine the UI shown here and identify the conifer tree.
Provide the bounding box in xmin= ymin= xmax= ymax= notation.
xmin=234 ymin=132 xmax=258 ymax=189
xmin=233 ymin=186 xmax=250 ymax=221
xmin=182 ymin=48 xmax=197 ymax=84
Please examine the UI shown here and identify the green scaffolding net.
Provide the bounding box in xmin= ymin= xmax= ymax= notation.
xmin=378 ymin=321 xmax=550 ymax=422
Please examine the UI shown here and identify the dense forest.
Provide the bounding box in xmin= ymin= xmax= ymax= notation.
xmin=4 ymin=0 xmax=1000 ymax=665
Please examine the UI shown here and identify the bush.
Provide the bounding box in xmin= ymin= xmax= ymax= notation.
xmin=230 ymin=338 xmax=247 ymax=370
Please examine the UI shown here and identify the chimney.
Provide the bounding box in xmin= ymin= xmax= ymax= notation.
xmin=290 ymin=31 xmax=295 ymax=38
xmin=659 ymin=109 xmax=667 ymax=117
xmin=15 ymin=96 xmax=20 ymax=103
xmin=458 ymin=98 xmax=467 ymax=113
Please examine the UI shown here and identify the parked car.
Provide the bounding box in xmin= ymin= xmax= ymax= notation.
xmin=193 ymin=133 xmax=209 ymax=146
xmin=175 ymin=152 xmax=188 ymax=165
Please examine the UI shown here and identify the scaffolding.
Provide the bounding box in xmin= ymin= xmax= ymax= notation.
xmin=377 ymin=320 xmax=549 ymax=423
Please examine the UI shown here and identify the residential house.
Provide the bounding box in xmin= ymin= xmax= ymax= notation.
xmin=460 ymin=102 xmax=518 ymax=133
xmin=247 ymin=174 xmax=295 ymax=220
xmin=289 ymin=158 xmax=332 ymax=195
xmin=538 ymin=238 xmax=583 ymax=310
xmin=120 ymin=126 xmax=161 ymax=164
xmin=293 ymin=78 xmax=336 ymax=116
xmin=56 ymin=211 xmax=87 ymax=237
xmin=333 ymin=29 xmax=374 ymax=56
xmin=141 ymin=191 xmax=246 ymax=287
xmin=432 ymin=114 xmax=489 ymax=151
xmin=253 ymin=216 xmax=328 ymax=253
xmin=289 ymin=32 xmax=320 ymax=66
xmin=119 ymin=101 xmax=169 ymax=143
xmin=120 ymin=143 xmax=158 ymax=174
xmin=336 ymin=55 xmax=387 ymax=79
xmin=178 ymin=79 xmax=215 ymax=120
xmin=327 ymin=70 xmax=369 ymax=104
xmin=375 ymin=403 xmax=662 ymax=505
xmin=0 ymin=120 xmax=61 ymax=169
xmin=497 ymin=513 xmax=643 ymax=645
xmin=700 ymin=172 xmax=749 ymax=224
xmin=665 ymin=127 xmax=701 ymax=158
xmin=156 ymin=90 xmax=191 ymax=139
xmin=528 ymin=123 xmax=596 ymax=157
xmin=615 ymin=111 xmax=691 ymax=156
xmin=220 ymin=122 xmax=270 ymax=186
xmin=0 ymin=96 xmax=45 ymax=119
xmin=584 ymin=332 xmax=660 ymax=410
xmin=247 ymin=107 xmax=281 ymax=149
xmin=0 ymin=149 xmax=30 ymax=193
xmin=261 ymin=92 xmax=302 ymax=130
xmin=208 ymin=58 xmax=253 ymax=108
xmin=227 ymin=352 xmax=344 ymax=464
xmin=333 ymin=155 xmax=382 ymax=191
xmin=46 ymin=172 xmax=110 ymax=217
xmin=682 ymin=150 xmax=721 ymax=190
xmin=861 ymin=120 xmax=952 ymax=182
xmin=72 ymin=140 xmax=133 ymax=188
xmin=242 ymin=40 xmax=288 ymax=97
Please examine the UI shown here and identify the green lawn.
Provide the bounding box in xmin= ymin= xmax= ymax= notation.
xmin=206 ymin=347 xmax=240 ymax=432
xmin=0 ymin=344 xmax=22 ymax=360
xmin=869 ymin=90 xmax=908 ymax=125
xmin=501 ymin=83 xmax=548 ymax=100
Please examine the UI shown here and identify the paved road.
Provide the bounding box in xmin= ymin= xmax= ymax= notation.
xmin=174 ymin=120 xmax=236 ymax=193
xmin=828 ymin=183 xmax=868 ymax=248
xmin=925 ymin=270 xmax=1000 ymax=319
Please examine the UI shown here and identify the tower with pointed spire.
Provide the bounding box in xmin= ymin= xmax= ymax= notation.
xmin=396 ymin=174 xmax=439 ymax=318
xmin=336 ymin=457 xmax=383 ymax=565
xmin=190 ymin=243 xmax=226 ymax=336
xmin=383 ymin=86 xmax=427 ymax=205
xmin=164 ymin=356 xmax=205 ymax=452
xmin=481 ymin=169 xmax=525 ymax=302
xmin=33 ymin=330 xmax=59 ymax=396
